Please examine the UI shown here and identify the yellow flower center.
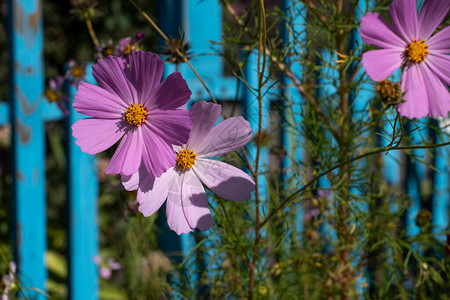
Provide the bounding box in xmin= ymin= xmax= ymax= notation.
xmin=176 ymin=149 xmax=197 ymax=170
xmin=123 ymin=43 xmax=139 ymax=55
xmin=123 ymin=103 xmax=147 ymax=126
xmin=45 ymin=89 xmax=58 ymax=103
xmin=102 ymin=45 xmax=115 ymax=57
xmin=405 ymin=39 xmax=428 ymax=63
xmin=71 ymin=66 xmax=85 ymax=78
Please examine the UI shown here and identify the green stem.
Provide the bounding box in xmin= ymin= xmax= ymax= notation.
xmin=85 ymin=18 xmax=100 ymax=47
xmin=258 ymin=141 xmax=450 ymax=229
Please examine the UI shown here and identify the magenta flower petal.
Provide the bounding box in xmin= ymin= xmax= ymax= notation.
xmin=128 ymin=51 xmax=164 ymax=107
xmin=105 ymin=129 xmax=143 ymax=176
xmin=137 ymin=169 xmax=175 ymax=217
xmin=141 ymin=127 xmax=177 ymax=178
xmin=73 ymin=50 xmax=192 ymax=177
xmin=359 ymin=12 xmax=406 ymax=49
xmin=181 ymin=172 xmax=213 ymax=231
xmin=99 ymin=267 xmax=112 ymax=280
xmin=153 ymin=72 xmax=192 ymax=110
xmin=193 ymin=158 xmax=254 ymax=202
xmin=147 ymin=109 xmax=193 ymax=145
xmin=121 ymin=165 xmax=148 ymax=191
xmin=74 ymin=82 xmax=126 ymax=118
xmin=194 ymin=116 xmax=253 ymax=157
xmin=418 ymin=0 xmax=450 ymax=40
xmin=398 ymin=65 xmax=429 ymax=119
xmin=421 ymin=64 xmax=450 ymax=118
xmin=92 ymin=56 xmax=138 ymax=103
xmin=49 ymin=78 xmax=58 ymax=90
xmin=426 ymin=53 xmax=450 ymax=85
xmin=166 ymin=173 xmax=193 ymax=234
xmin=72 ymin=118 xmax=124 ymax=154
xmin=428 ymin=26 xmax=450 ymax=54
xmin=186 ymin=101 xmax=222 ymax=149
xmin=389 ymin=0 xmax=419 ymax=41
xmin=361 ymin=49 xmax=404 ymax=81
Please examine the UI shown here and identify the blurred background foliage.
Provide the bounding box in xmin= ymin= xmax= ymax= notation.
xmin=0 ymin=0 xmax=449 ymax=299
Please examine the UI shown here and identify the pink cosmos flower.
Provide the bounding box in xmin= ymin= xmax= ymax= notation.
xmin=72 ymin=50 xmax=193 ymax=177
xmin=66 ymin=60 xmax=86 ymax=87
xmin=118 ymin=32 xmax=144 ymax=59
xmin=359 ymin=0 xmax=450 ymax=118
xmin=1 ymin=262 xmax=17 ymax=300
xmin=93 ymin=256 xmax=122 ymax=279
xmin=121 ymin=101 xmax=255 ymax=234
xmin=45 ymin=76 xmax=70 ymax=116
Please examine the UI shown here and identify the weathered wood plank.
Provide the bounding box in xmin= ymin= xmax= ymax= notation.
xmin=66 ymin=65 xmax=99 ymax=300
xmin=8 ymin=0 xmax=46 ymax=298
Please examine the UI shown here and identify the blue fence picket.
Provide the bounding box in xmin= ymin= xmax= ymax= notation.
xmin=282 ymin=0 xmax=306 ymax=235
xmin=66 ymin=65 xmax=99 ymax=300
xmin=8 ymin=0 xmax=46 ymax=298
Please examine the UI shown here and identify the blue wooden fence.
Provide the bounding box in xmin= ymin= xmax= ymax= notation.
xmin=1 ymin=0 xmax=448 ymax=299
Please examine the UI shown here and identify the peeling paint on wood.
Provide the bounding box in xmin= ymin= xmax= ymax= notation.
xmin=15 ymin=170 xmax=25 ymax=183
xmin=15 ymin=85 xmax=39 ymax=116
xmin=32 ymin=167 xmax=39 ymax=185
xmin=15 ymin=119 xmax=31 ymax=145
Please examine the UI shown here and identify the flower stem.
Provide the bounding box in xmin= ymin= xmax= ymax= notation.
xmin=127 ymin=0 xmax=218 ymax=105
xmin=85 ymin=18 xmax=100 ymax=48
xmin=258 ymin=141 xmax=450 ymax=229
xmin=248 ymin=2 xmax=267 ymax=299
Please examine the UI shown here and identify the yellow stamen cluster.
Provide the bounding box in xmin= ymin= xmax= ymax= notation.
xmin=405 ymin=39 xmax=429 ymax=63
xmin=101 ymin=45 xmax=115 ymax=57
xmin=123 ymin=43 xmax=139 ymax=55
xmin=123 ymin=103 xmax=147 ymax=126
xmin=176 ymin=149 xmax=197 ymax=170
xmin=44 ymin=89 xmax=58 ymax=103
xmin=71 ymin=66 xmax=85 ymax=78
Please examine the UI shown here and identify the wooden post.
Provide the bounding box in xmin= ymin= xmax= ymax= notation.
xmin=8 ymin=0 xmax=46 ymax=298
xmin=66 ymin=64 xmax=99 ymax=300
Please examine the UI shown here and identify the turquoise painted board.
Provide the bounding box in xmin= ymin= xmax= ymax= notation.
xmin=0 ymin=102 xmax=8 ymax=125
xmin=66 ymin=65 xmax=99 ymax=300
xmin=8 ymin=0 xmax=46 ymax=298
xmin=282 ymin=0 xmax=306 ymax=234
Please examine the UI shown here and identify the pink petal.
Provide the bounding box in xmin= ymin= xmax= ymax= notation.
xmin=105 ymin=129 xmax=143 ymax=176
xmin=181 ymin=172 xmax=213 ymax=231
xmin=359 ymin=12 xmax=406 ymax=49
xmin=74 ymin=82 xmax=126 ymax=118
xmin=428 ymin=26 xmax=450 ymax=54
xmin=147 ymin=109 xmax=192 ymax=146
xmin=121 ymin=164 xmax=148 ymax=191
xmin=49 ymin=78 xmax=57 ymax=91
xmin=193 ymin=158 xmax=255 ymax=202
xmin=418 ymin=0 xmax=449 ymax=40
xmin=153 ymin=72 xmax=192 ymax=110
xmin=194 ymin=116 xmax=253 ymax=157
xmin=420 ymin=64 xmax=450 ymax=118
xmin=72 ymin=118 xmax=124 ymax=155
xmin=107 ymin=259 xmax=122 ymax=270
xmin=389 ymin=0 xmax=419 ymax=41
xmin=99 ymin=267 xmax=112 ymax=279
xmin=426 ymin=53 xmax=450 ymax=85
xmin=166 ymin=172 xmax=193 ymax=234
xmin=128 ymin=51 xmax=164 ymax=107
xmin=92 ymin=56 xmax=138 ymax=104
xmin=141 ymin=125 xmax=177 ymax=178
xmin=186 ymin=101 xmax=222 ymax=150
xmin=398 ymin=64 xmax=429 ymax=119
xmin=119 ymin=37 xmax=132 ymax=48
xmin=137 ymin=168 xmax=176 ymax=217
xmin=361 ymin=49 xmax=404 ymax=81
